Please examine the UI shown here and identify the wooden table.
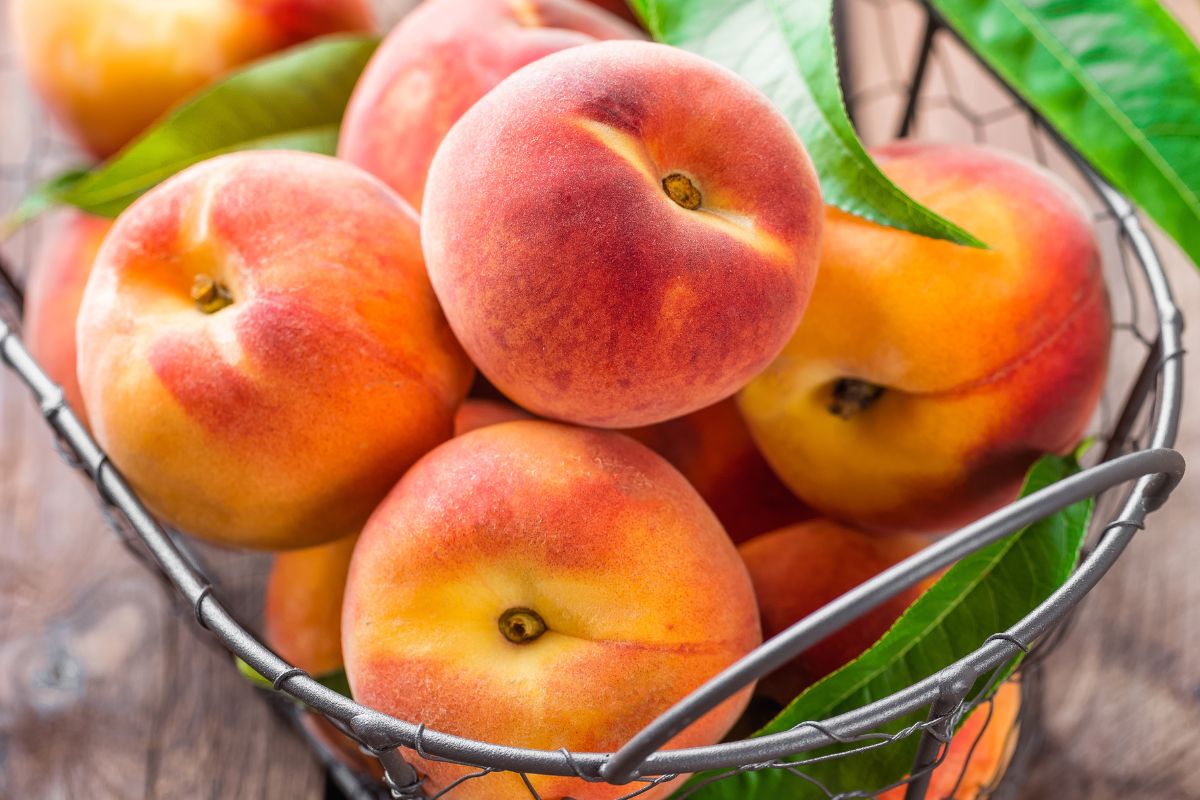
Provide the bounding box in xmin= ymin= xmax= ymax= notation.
xmin=2 ymin=2 xmax=1198 ymax=798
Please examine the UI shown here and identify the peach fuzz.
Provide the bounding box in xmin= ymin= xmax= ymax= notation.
xmin=739 ymin=519 xmax=932 ymax=704
xmin=23 ymin=212 xmax=112 ymax=423
xmin=76 ymin=151 xmax=473 ymax=550
xmin=879 ymin=681 xmax=1020 ymax=799
xmin=9 ymin=0 xmax=373 ymax=158
xmin=740 ymin=142 xmax=1110 ymax=534
xmin=626 ymin=398 xmax=812 ymax=543
xmin=338 ymin=0 xmax=641 ymax=211
xmin=343 ymin=420 xmax=761 ymax=800
xmin=423 ymin=41 xmax=822 ymax=428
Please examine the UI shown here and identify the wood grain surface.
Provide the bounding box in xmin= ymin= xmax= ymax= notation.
xmin=1 ymin=1 xmax=1197 ymax=798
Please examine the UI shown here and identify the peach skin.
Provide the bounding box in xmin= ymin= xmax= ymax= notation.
xmin=264 ymin=535 xmax=384 ymax=778
xmin=23 ymin=212 xmax=112 ymax=424
xmin=627 ymin=398 xmax=812 ymax=543
xmin=76 ymin=151 xmax=473 ymax=550
xmin=343 ymin=420 xmax=761 ymax=800
xmin=880 ymin=681 xmax=1021 ymax=799
xmin=453 ymin=397 xmax=534 ymax=436
xmin=740 ymin=142 xmax=1110 ymax=534
xmin=422 ymin=41 xmax=823 ymax=428
xmin=264 ymin=535 xmax=358 ymax=676
xmin=338 ymin=0 xmax=641 ymax=211
xmin=9 ymin=0 xmax=373 ymax=158
xmin=739 ymin=519 xmax=932 ymax=704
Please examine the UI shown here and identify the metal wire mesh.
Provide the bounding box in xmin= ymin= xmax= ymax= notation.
xmin=0 ymin=1 xmax=1186 ymax=799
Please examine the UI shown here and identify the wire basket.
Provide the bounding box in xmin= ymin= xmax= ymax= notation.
xmin=0 ymin=0 xmax=1187 ymax=798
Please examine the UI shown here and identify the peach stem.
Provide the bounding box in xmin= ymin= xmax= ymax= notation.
xmin=191 ymin=274 xmax=233 ymax=314
xmin=499 ymin=607 xmax=547 ymax=644
xmin=662 ymin=173 xmax=702 ymax=210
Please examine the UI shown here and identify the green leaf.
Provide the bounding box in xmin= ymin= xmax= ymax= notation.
xmin=9 ymin=34 xmax=378 ymax=224
xmin=927 ymin=0 xmax=1200 ymax=268
xmin=0 ymin=169 xmax=89 ymax=239
xmin=678 ymin=452 xmax=1091 ymax=799
xmin=236 ymin=657 xmax=351 ymax=698
xmin=629 ymin=0 xmax=985 ymax=248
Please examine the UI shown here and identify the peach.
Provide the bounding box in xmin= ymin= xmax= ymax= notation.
xmin=23 ymin=212 xmax=111 ymax=422
xmin=740 ymin=143 xmax=1110 ymax=534
xmin=338 ymin=0 xmax=641 ymax=211
xmin=9 ymin=0 xmax=373 ymax=158
xmin=76 ymin=151 xmax=473 ymax=550
xmin=627 ymin=398 xmax=812 ymax=543
xmin=422 ymin=41 xmax=822 ymax=428
xmin=264 ymin=535 xmax=357 ymax=676
xmin=880 ymin=681 xmax=1020 ymax=799
xmin=453 ymin=397 xmax=534 ymax=436
xmin=343 ymin=420 xmax=761 ymax=799
xmin=263 ymin=535 xmax=384 ymax=779
xmin=739 ymin=519 xmax=931 ymax=704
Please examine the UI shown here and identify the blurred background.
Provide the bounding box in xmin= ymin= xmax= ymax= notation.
xmin=1 ymin=1 xmax=1197 ymax=798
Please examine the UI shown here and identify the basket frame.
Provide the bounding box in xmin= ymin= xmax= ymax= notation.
xmin=0 ymin=2 xmax=1188 ymax=798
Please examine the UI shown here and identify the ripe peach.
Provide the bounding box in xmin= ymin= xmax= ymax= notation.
xmin=453 ymin=397 xmax=534 ymax=436
xmin=422 ymin=40 xmax=822 ymax=428
xmin=23 ymin=212 xmax=111 ymax=422
xmin=264 ymin=535 xmax=357 ymax=676
xmin=343 ymin=420 xmax=761 ymax=799
xmin=626 ymin=398 xmax=812 ymax=543
xmin=338 ymin=0 xmax=640 ymax=211
xmin=76 ymin=151 xmax=473 ymax=550
xmin=264 ymin=535 xmax=384 ymax=778
xmin=879 ymin=681 xmax=1020 ymax=799
xmin=739 ymin=519 xmax=931 ymax=704
xmin=740 ymin=143 xmax=1110 ymax=534
xmin=9 ymin=0 xmax=373 ymax=158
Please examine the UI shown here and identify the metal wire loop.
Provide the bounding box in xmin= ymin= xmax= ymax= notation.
xmin=38 ymin=386 xmax=65 ymax=420
xmin=783 ymin=719 xmax=861 ymax=745
xmin=271 ymin=667 xmax=307 ymax=692
xmin=982 ymin=633 xmax=1031 ymax=654
xmin=1101 ymin=518 xmax=1146 ymax=537
xmin=413 ymin=722 xmax=430 ymax=761
xmin=192 ymin=583 xmax=213 ymax=629
xmin=558 ymin=747 xmax=601 ymax=781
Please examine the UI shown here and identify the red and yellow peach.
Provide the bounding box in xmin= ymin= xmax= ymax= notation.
xmin=338 ymin=0 xmax=641 ymax=211
xmin=9 ymin=0 xmax=373 ymax=158
xmin=740 ymin=143 xmax=1110 ymax=534
xmin=343 ymin=420 xmax=760 ymax=799
xmin=76 ymin=151 xmax=473 ymax=550
xmin=422 ymin=41 xmax=823 ymax=427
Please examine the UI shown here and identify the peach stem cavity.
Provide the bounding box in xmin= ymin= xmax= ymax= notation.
xmin=828 ymin=378 xmax=884 ymax=419
xmin=662 ymin=173 xmax=702 ymax=210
